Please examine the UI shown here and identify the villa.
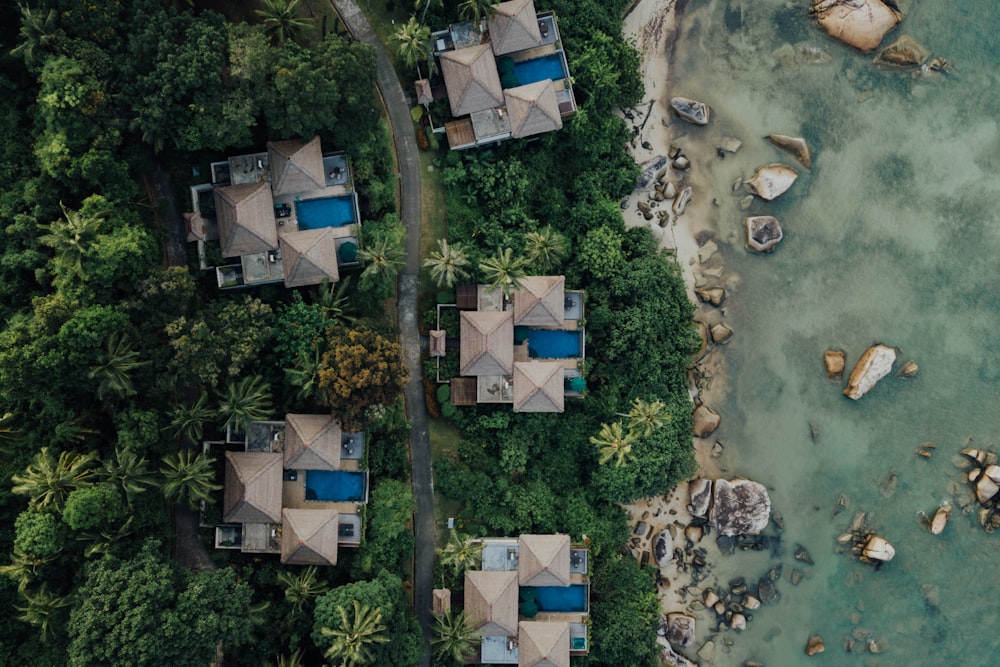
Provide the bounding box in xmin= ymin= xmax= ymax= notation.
xmin=213 ymin=414 xmax=367 ymax=565
xmin=427 ymin=0 xmax=576 ymax=150
xmin=436 ymin=276 xmax=585 ymax=410
xmin=185 ymin=135 xmax=362 ymax=289
xmin=441 ymin=534 xmax=590 ymax=664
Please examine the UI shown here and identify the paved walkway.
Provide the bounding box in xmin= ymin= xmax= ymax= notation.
xmin=330 ymin=2 xmax=435 ymax=663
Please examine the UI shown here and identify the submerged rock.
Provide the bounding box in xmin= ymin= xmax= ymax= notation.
xmin=806 ymin=633 xmax=826 ymax=656
xmin=696 ymin=287 xmax=726 ymax=307
xmin=896 ymin=360 xmax=919 ymax=377
xmin=767 ymin=134 xmax=812 ymax=168
xmin=710 ymin=478 xmax=772 ymax=536
xmin=824 ymin=349 xmax=846 ymax=379
xmin=747 ymin=163 xmax=798 ymax=200
xmin=811 ymin=0 xmax=902 ymax=53
xmin=874 ymin=35 xmax=930 ymax=69
xmin=843 ymin=344 xmax=897 ymax=400
xmin=757 ymin=576 xmax=780 ymax=605
xmin=693 ymin=405 xmax=721 ymax=437
xmin=670 ymin=96 xmax=710 ymax=125
xmin=710 ymin=323 xmax=734 ymax=344
xmin=745 ymin=215 xmax=784 ymax=252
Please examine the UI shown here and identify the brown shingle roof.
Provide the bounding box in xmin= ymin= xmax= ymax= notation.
xmin=450 ymin=377 xmax=478 ymax=406
xmin=441 ymin=45 xmax=504 ymax=117
xmin=512 ymin=362 xmax=564 ymax=413
xmin=513 ymin=276 xmax=564 ymax=327
xmin=267 ymin=136 xmax=326 ymax=196
xmin=460 ymin=310 xmax=514 ymax=376
xmin=505 ymin=81 xmax=564 ymax=139
xmin=280 ymin=508 xmax=339 ymax=565
xmin=465 ymin=570 xmax=519 ymax=637
xmin=223 ymin=451 xmax=283 ymax=524
xmin=518 ymin=621 xmax=570 ymax=667
xmin=283 ymin=414 xmax=342 ymax=471
xmin=214 ymin=181 xmax=278 ymax=258
xmin=280 ymin=228 xmax=340 ymax=288
xmin=518 ymin=534 xmax=570 ymax=587
xmin=488 ymin=0 xmax=543 ymax=56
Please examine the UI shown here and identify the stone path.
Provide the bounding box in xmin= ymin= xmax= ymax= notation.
xmin=329 ymin=2 xmax=434 ymax=663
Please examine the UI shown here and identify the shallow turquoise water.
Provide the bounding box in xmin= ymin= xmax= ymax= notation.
xmin=670 ymin=1 xmax=1000 ymax=664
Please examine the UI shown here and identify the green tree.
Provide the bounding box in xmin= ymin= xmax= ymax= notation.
xmin=479 ymin=247 xmax=527 ymax=298
xmin=392 ymin=17 xmax=433 ymax=79
xmin=354 ymin=480 xmax=415 ymax=576
xmin=626 ymin=397 xmax=670 ymax=437
xmin=38 ymin=200 xmax=106 ymax=280
xmin=11 ymin=4 xmax=62 ymax=68
xmin=318 ymin=276 xmax=356 ymax=328
xmin=320 ymin=601 xmax=390 ymax=667
xmin=13 ymin=511 xmax=61 ymax=558
xmin=216 ymin=375 xmax=274 ymax=435
xmin=12 ymin=448 xmax=97 ymax=511
xmin=99 ymin=445 xmax=157 ymax=507
xmin=15 ymin=585 xmax=71 ymax=641
xmin=169 ymin=393 xmax=214 ymax=445
xmin=88 ymin=332 xmax=147 ymax=401
xmin=276 ymin=565 xmax=330 ymax=614
xmin=590 ymin=421 xmax=637 ymax=467
xmin=578 ymin=226 xmax=625 ymax=280
xmin=76 ymin=516 xmax=136 ymax=558
xmin=436 ymin=529 xmax=482 ymax=581
xmin=285 ymin=345 xmax=323 ymax=403
xmin=432 ymin=609 xmax=480 ymax=666
xmin=62 ymin=483 xmax=124 ymax=531
xmin=423 ymin=239 xmax=470 ymax=289
xmin=0 ymin=547 xmax=60 ymax=591
xmin=358 ymin=232 xmax=405 ymax=297
xmin=160 ymin=450 xmax=222 ymax=511
xmin=458 ymin=0 xmax=499 ymax=25
xmin=317 ymin=325 xmax=408 ymax=430
xmin=524 ymin=226 xmax=568 ymax=272
xmin=255 ymin=0 xmax=314 ymax=46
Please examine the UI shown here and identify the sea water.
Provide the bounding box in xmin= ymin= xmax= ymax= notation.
xmin=669 ymin=1 xmax=1000 ymax=664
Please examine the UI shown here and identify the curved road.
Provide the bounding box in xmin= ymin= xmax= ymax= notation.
xmin=330 ymin=2 xmax=435 ymax=664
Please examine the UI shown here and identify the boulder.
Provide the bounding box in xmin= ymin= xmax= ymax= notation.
xmin=654 ymin=530 xmax=674 ymax=568
xmin=794 ymin=544 xmax=815 ymax=565
xmin=710 ymin=478 xmax=772 ymax=536
xmin=747 ymin=163 xmax=798 ymax=200
xmin=896 ymin=360 xmax=919 ymax=378
xmin=824 ymin=349 xmax=846 ymax=379
xmin=806 ymin=633 xmax=825 ymax=656
xmin=673 ymin=186 xmax=693 ymax=215
xmin=666 ymin=613 xmax=697 ymax=648
xmin=698 ymin=240 xmax=718 ymax=263
xmin=757 ymin=576 xmax=780 ymax=605
xmin=689 ymin=478 xmax=714 ymax=518
xmin=697 ymin=640 xmax=716 ymax=662
xmin=767 ymin=134 xmax=812 ymax=168
xmin=694 ymin=321 xmax=708 ymax=358
xmin=693 ymin=405 xmax=721 ymax=437
xmin=744 ymin=594 xmax=761 ymax=610
xmin=811 ymin=0 xmax=902 ymax=53
xmin=843 ymin=344 xmax=897 ymax=400
xmin=710 ymin=323 xmax=734 ymax=344
xmin=635 ymin=155 xmax=669 ymax=192
xmin=874 ymin=35 xmax=930 ymax=69
xmin=719 ymin=137 xmax=743 ymax=154
xmin=670 ymin=96 xmax=710 ymax=126
xmin=862 ymin=535 xmax=896 ymax=562
xmin=930 ymin=504 xmax=950 ymax=535
xmin=975 ymin=475 xmax=1000 ymax=505
xmin=660 ymin=642 xmax=697 ymax=667
xmin=730 ymin=613 xmax=747 ymax=631
xmin=696 ymin=287 xmax=726 ymax=306
xmin=986 ymin=465 xmax=1000 ymax=484
xmin=745 ymin=216 xmax=784 ymax=252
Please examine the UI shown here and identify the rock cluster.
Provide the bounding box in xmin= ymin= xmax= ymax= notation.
xmin=836 ymin=511 xmax=895 ymax=566
xmin=954 ymin=448 xmax=1000 ymax=532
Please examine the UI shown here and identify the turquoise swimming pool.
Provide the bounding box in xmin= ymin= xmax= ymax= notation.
xmin=512 ymin=52 xmax=567 ymax=86
xmin=296 ymin=195 xmax=357 ymax=230
xmin=524 ymin=584 xmax=588 ymax=612
xmin=515 ymin=327 xmax=582 ymax=359
xmin=304 ymin=470 xmax=366 ymax=502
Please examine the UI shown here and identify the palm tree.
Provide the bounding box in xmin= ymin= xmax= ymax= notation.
xmin=625 ymin=397 xmax=670 ymax=437
xmin=216 ymin=375 xmax=273 ymax=436
xmin=255 ymin=0 xmax=315 ymax=46
xmin=285 ymin=345 xmax=323 ymax=403
xmin=358 ymin=236 xmax=405 ymax=288
xmin=77 ymin=516 xmax=135 ymax=558
xmin=479 ymin=247 xmax=527 ymax=298
xmin=318 ymin=277 xmax=355 ymax=327
xmin=0 ymin=547 xmax=60 ymax=591
xmin=432 ymin=609 xmax=481 ymax=665
xmin=423 ymin=239 xmax=470 ymax=289
xmin=15 ymin=585 xmax=70 ymax=641
xmin=88 ymin=333 xmax=147 ymax=401
xmin=392 ymin=17 xmax=433 ymax=79
xmin=458 ymin=0 xmax=499 ymax=25
xmin=99 ymin=446 xmax=157 ymax=507
xmin=0 ymin=411 xmax=26 ymax=456
xmin=276 ymin=566 xmax=330 ymax=613
xmin=169 ymin=393 xmax=215 ymax=444
xmin=52 ymin=416 xmax=98 ymax=447
xmin=38 ymin=201 xmax=106 ymax=280
xmin=321 ymin=601 xmax=390 ymax=666
xmin=160 ymin=450 xmax=222 ymax=510
xmin=436 ymin=529 xmax=482 ymax=579
xmin=12 ymin=448 xmax=97 ymax=511
xmin=524 ymin=226 xmax=568 ymax=272
xmin=590 ymin=422 xmax=637 ymax=468
xmin=274 ymin=649 xmax=306 ymax=667
xmin=11 ymin=4 xmax=61 ymax=67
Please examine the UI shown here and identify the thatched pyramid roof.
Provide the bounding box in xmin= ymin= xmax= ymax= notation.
xmin=488 ymin=0 xmax=543 ymax=56
xmin=460 ymin=310 xmax=514 ymax=376
xmin=518 ymin=621 xmax=570 ymax=667
xmin=441 ymin=44 xmax=504 ymax=117
xmin=433 ymin=588 xmax=452 ymax=615
xmin=513 ymin=275 xmax=564 ymax=327
xmin=267 ymin=136 xmax=326 ymax=196
xmin=518 ymin=534 xmax=570 ymax=586
xmin=513 ymin=361 xmax=564 ymax=413
xmin=223 ymin=451 xmax=283 ymax=524
xmin=280 ymin=508 xmax=339 ymax=565
xmin=280 ymin=228 xmax=340 ymax=288
xmin=465 ymin=570 xmax=519 ymax=637
xmin=505 ymin=81 xmax=563 ymax=139
xmin=283 ymin=414 xmax=342 ymax=471
xmin=214 ymin=180 xmax=277 ymax=258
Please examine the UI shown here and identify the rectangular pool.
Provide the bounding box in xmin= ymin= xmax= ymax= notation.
xmin=513 ymin=52 xmax=567 ymax=86
xmin=525 ymin=584 xmax=588 ymax=612
xmin=304 ymin=470 xmax=367 ymax=502
xmin=296 ymin=194 xmax=357 ymax=230
xmin=516 ymin=327 xmax=582 ymax=359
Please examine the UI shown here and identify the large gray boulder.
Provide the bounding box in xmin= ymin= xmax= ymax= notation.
xmin=688 ymin=478 xmax=713 ymax=518
xmin=710 ymin=478 xmax=772 ymax=536
xmin=670 ymin=96 xmax=710 ymax=126
xmin=745 ymin=216 xmax=783 ymax=252
xmin=747 ymin=164 xmax=798 ymax=200
xmin=635 ymin=155 xmax=668 ymax=192
xmin=653 ymin=530 xmax=674 ymax=568
xmin=666 ymin=614 xmax=697 ymax=648
xmin=811 ymin=0 xmax=902 ymax=53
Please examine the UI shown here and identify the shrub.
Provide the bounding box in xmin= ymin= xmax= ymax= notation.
xmin=436 ymin=384 xmax=451 ymax=403
xmin=417 ymin=128 xmax=429 ymax=150
xmin=441 ymin=401 xmax=458 ymax=419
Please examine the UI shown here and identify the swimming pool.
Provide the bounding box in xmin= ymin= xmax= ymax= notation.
xmin=524 ymin=584 xmax=588 ymax=612
xmin=295 ymin=195 xmax=357 ymax=230
xmin=516 ymin=328 xmax=582 ymax=359
xmin=512 ymin=53 xmax=567 ymax=86
xmin=304 ymin=470 xmax=367 ymax=502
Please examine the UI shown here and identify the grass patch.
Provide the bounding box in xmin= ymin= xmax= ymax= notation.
xmin=356 ymin=0 xmax=415 ymax=80
xmin=429 ymin=416 xmax=465 ymax=539
xmin=418 ymin=146 xmax=449 ymax=302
